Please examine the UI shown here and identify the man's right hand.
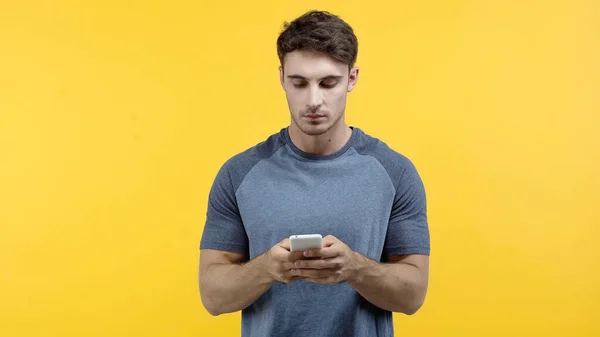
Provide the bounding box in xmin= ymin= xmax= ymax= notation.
xmin=261 ymin=239 xmax=306 ymax=284
xmin=200 ymin=239 xmax=306 ymax=315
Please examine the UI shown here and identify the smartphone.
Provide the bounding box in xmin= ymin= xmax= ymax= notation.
xmin=289 ymin=234 xmax=322 ymax=252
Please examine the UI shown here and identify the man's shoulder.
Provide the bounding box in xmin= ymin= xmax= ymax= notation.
xmin=224 ymin=129 xmax=285 ymax=167
xmin=353 ymin=128 xmax=417 ymax=176
xmin=218 ymin=129 xmax=286 ymax=188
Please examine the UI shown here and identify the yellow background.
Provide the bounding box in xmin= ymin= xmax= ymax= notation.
xmin=1 ymin=1 xmax=599 ymax=336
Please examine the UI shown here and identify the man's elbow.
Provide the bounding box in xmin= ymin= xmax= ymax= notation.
xmin=201 ymin=297 xmax=223 ymax=316
xmin=205 ymin=306 xmax=222 ymax=317
xmin=398 ymin=290 xmax=427 ymax=315
xmin=401 ymin=298 xmax=424 ymax=315
xmin=200 ymin=286 xmax=223 ymax=316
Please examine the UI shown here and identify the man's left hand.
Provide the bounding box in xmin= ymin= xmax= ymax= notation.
xmin=291 ymin=235 xmax=364 ymax=284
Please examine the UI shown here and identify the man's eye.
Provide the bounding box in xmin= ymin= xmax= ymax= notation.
xmin=321 ymin=81 xmax=337 ymax=88
xmin=292 ymin=81 xmax=337 ymax=88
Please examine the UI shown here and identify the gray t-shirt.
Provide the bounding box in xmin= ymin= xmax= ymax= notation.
xmin=200 ymin=126 xmax=430 ymax=337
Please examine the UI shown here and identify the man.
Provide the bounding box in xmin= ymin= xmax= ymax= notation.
xmin=199 ymin=10 xmax=430 ymax=337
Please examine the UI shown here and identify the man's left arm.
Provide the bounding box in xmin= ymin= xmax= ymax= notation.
xmin=348 ymin=251 xmax=429 ymax=315
xmin=292 ymin=236 xmax=428 ymax=315
xmin=293 ymin=159 xmax=430 ymax=314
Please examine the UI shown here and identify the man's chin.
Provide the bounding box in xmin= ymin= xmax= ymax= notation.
xmin=299 ymin=123 xmax=331 ymax=136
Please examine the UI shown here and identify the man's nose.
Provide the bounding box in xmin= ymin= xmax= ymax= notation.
xmin=307 ymin=86 xmax=324 ymax=109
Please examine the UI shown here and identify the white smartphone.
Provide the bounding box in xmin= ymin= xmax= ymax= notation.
xmin=289 ymin=234 xmax=323 ymax=252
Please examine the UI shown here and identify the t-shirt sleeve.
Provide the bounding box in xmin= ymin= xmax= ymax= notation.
xmin=383 ymin=161 xmax=430 ymax=258
xmin=199 ymin=162 xmax=249 ymax=256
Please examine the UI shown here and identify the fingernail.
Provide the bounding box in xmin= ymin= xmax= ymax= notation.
xmin=304 ymin=251 xmax=309 ymax=257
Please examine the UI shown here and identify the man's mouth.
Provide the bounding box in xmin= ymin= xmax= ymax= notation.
xmin=304 ymin=114 xmax=326 ymax=119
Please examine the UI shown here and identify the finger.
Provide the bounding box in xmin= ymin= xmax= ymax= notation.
xmin=281 ymin=262 xmax=296 ymax=271
xmin=279 ymin=239 xmax=291 ymax=251
xmin=303 ymin=247 xmax=339 ymax=259
xmin=303 ymin=276 xmax=342 ymax=284
xmin=294 ymin=259 xmax=337 ymax=270
xmin=287 ymin=251 xmax=307 ymax=262
xmin=280 ymin=270 xmax=303 ymax=284
xmin=291 ymin=268 xmax=335 ymax=279
xmin=322 ymin=235 xmax=337 ymax=247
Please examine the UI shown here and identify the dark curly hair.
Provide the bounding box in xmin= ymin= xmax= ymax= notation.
xmin=276 ymin=10 xmax=358 ymax=72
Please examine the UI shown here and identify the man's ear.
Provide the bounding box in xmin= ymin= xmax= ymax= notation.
xmin=279 ymin=66 xmax=285 ymax=89
xmin=347 ymin=67 xmax=359 ymax=92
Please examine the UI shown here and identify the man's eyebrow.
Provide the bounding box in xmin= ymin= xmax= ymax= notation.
xmin=286 ymin=75 xmax=344 ymax=80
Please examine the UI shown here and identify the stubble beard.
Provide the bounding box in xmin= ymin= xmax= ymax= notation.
xmin=291 ymin=109 xmax=345 ymax=136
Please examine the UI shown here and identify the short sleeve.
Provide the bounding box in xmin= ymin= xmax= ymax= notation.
xmin=199 ymin=162 xmax=249 ymax=256
xmin=383 ymin=162 xmax=430 ymax=258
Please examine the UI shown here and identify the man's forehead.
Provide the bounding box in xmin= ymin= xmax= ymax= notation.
xmin=283 ymin=51 xmax=347 ymax=78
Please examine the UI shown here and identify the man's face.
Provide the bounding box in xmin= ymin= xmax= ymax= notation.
xmin=280 ymin=50 xmax=359 ymax=136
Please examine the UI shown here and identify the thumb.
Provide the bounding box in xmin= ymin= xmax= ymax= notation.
xmin=279 ymin=238 xmax=291 ymax=251
xmin=322 ymin=235 xmax=336 ymax=247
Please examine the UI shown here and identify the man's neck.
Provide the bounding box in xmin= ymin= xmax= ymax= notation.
xmin=288 ymin=121 xmax=353 ymax=156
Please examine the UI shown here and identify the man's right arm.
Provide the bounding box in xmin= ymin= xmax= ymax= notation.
xmin=199 ymin=239 xmax=303 ymax=316
xmin=199 ymin=249 xmax=273 ymax=316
